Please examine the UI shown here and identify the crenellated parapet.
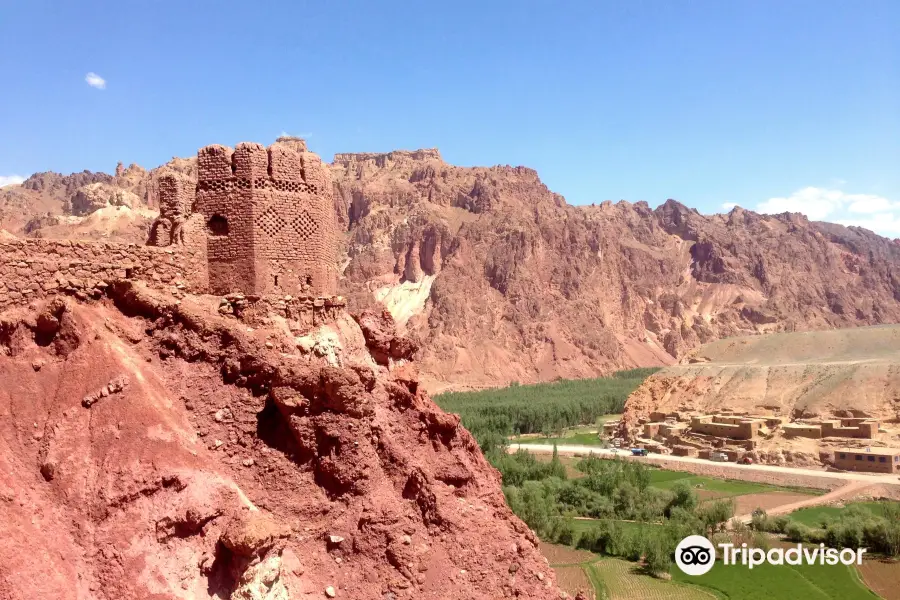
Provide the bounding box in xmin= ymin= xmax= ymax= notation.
xmin=193 ymin=141 xmax=337 ymax=297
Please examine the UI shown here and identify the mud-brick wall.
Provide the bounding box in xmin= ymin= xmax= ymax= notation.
xmin=0 ymin=238 xmax=206 ymax=312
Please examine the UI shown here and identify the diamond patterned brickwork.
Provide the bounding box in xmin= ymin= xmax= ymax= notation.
xmin=291 ymin=210 xmax=318 ymax=240
xmin=256 ymin=207 xmax=287 ymax=238
xmin=194 ymin=140 xmax=337 ymax=296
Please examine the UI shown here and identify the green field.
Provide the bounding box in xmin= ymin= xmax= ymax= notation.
xmin=543 ymin=546 xmax=714 ymax=600
xmin=790 ymin=501 xmax=900 ymax=528
xmin=672 ymin=559 xmax=877 ymax=599
xmin=646 ymin=469 xmax=821 ymax=498
xmin=570 ymin=518 xmax=663 ymax=534
xmin=521 ymin=424 xmax=612 ymax=447
xmin=589 ymin=558 xmax=714 ymax=599
xmin=545 ymin=549 xmax=878 ymax=600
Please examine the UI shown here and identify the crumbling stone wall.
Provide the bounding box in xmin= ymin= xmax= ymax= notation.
xmin=217 ymin=293 xmax=347 ymax=334
xmin=0 ymin=238 xmax=204 ymax=312
xmin=194 ymin=141 xmax=337 ymax=297
xmin=148 ymin=171 xmax=195 ymax=247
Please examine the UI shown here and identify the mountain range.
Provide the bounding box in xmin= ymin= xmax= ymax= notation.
xmin=5 ymin=141 xmax=900 ymax=392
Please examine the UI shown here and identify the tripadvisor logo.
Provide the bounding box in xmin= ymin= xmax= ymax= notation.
xmin=675 ymin=535 xmax=866 ymax=576
xmin=675 ymin=535 xmax=716 ymax=575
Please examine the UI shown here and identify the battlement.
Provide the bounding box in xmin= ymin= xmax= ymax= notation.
xmin=196 ymin=142 xmax=327 ymax=193
xmin=145 ymin=139 xmax=337 ymax=298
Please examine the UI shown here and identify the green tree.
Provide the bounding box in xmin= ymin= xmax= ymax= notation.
xmin=697 ymin=499 xmax=734 ymax=537
xmin=785 ymin=520 xmax=811 ymax=543
xmin=665 ymin=482 xmax=698 ymax=517
xmin=882 ymin=504 xmax=900 ymax=557
xmin=518 ymin=480 xmax=557 ymax=537
xmin=576 ymin=527 xmax=600 ymax=551
xmin=549 ymin=444 xmax=567 ymax=479
xmin=622 ymin=528 xmax=643 ymax=561
xmin=750 ymin=508 xmax=768 ymax=531
xmin=643 ymin=532 xmax=673 ymax=576
xmin=752 ymin=531 xmax=771 ymax=551
xmin=604 ymin=521 xmax=627 ymax=556
xmin=553 ymin=515 xmax=578 ymax=546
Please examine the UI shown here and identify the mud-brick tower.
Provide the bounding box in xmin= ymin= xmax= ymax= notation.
xmin=194 ymin=141 xmax=337 ymax=296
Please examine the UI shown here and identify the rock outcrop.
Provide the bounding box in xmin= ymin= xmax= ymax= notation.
xmin=623 ymin=324 xmax=900 ymax=428
xmin=0 ymin=284 xmax=558 ymax=599
xmin=68 ymin=182 xmax=141 ymax=216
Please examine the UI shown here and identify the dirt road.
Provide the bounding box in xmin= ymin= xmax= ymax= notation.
xmin=509 ymin=443 xmax=900 ymax=488
xmin=732 ymin=480 xmax=876 ymax=523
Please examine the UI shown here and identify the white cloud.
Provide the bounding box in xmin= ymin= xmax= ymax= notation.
xmin=845 ymin=194 xmax=899 ymax=214
xmin=758 ymin=187 xmax=847 ymax=221
xmin=0 ymin=175 xmax=25 ymax=188
xmin=755 ymin=186 xmax=900 ymax=237
xmin=85 ymin=72 xmax=106 ymax=89
xmin=721 ymin=202 xmax=737 ymax=211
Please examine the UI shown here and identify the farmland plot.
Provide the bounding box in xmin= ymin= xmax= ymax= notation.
xmin=589 ymin=558 xmax=715 ymax=600
xmin=857 ymin=559 xmax=900 ymax=600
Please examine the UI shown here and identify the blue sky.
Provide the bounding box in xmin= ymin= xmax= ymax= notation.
xmin=1 ymin=1 xmax=898 ymax=234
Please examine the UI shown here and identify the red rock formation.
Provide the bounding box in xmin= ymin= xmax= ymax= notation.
xmin=0 ymin=285 xmax=558 ymax=599
xmin=333 ymin=151 xmax=900 ymax=391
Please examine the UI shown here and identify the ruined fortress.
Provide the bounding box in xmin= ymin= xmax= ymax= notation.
xmin=1 ymin=139 xmax=341 ymax=321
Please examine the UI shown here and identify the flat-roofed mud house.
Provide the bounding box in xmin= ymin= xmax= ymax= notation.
xmin=833 ymin=447 xmax=900 ymax=473
xmin=784 ymin=418 xmax=880 ymax=440
xmin=689 ymin=415 xmax=764 ymax=440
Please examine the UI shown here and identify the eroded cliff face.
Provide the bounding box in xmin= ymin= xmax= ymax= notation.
xmin=6 ymin=143 xmax=900 ymax=392
xmin=331 ymin=150 xmax=900 ymax=392
xmin=0 ymin=288 xmax=557 ymax=600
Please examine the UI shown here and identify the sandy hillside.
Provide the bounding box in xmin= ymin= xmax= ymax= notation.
xmin=625 ymin=324 xmax=900 ymax=422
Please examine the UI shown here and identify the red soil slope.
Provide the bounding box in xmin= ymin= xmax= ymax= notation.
xmin=0 ymin=288 xmax=557 ymax=599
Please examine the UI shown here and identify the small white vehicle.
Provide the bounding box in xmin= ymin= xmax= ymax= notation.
xmin=709 ymin=452 xmax=729 ymax=462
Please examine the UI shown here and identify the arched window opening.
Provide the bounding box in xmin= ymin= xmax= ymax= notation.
xmin=207 ymin=214 xmax=229 ymax=236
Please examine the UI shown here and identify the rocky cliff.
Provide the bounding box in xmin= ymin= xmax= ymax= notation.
xmin=0 ymin=285 xmax=558 ymax=599
xmin=6 ymin=142 xmax=900 ymax=392
xmin=1 ymin=158 xmax=196 ymax=242
xmin=331 ymin=149 xmax=900 ymax=392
